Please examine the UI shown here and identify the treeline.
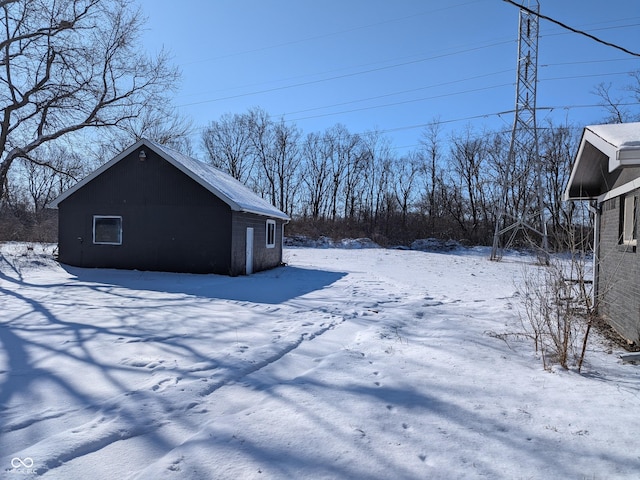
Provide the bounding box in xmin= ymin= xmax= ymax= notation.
xmin=202 ymin=108 xmax=589 ymax=249
xmin=1 ymin=106 xmax=591 ymax=249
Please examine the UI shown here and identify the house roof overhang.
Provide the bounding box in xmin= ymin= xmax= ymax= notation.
xmin=565 ymin=122 xmax=640 ymax=201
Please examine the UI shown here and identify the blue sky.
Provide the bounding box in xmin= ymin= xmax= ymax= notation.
xmin=137 ymin=0 xmax=640 ymax=154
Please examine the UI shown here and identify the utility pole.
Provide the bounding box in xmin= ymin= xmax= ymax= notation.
xmin=490 ymin=0 xmax=549 ymax=262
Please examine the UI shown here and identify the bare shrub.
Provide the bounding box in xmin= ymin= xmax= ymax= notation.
xmin=517 ymin=253 xmax=594 ymax=371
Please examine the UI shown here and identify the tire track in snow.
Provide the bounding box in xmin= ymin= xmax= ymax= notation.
xmin=197 ymin=315 xmax=344 ymax=397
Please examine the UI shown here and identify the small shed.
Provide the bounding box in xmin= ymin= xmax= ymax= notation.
xmin=49 ymin=139 xmax=289 ymax=276
xmin=565 ymin=122 xmax=640 ymax=343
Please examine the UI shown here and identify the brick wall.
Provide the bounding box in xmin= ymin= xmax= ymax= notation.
xmin=598 ymin=191 xmax=640 ymax=343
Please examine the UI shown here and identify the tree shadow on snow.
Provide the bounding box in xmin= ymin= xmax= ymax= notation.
xmin=227 ymin=373 xmax=640 ymax=479
xmin=0 ymin=257 xmax=346 ymax=475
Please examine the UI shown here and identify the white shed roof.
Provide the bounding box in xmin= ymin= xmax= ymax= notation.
xmin=49 ymin=139 xmax=290 ymax=221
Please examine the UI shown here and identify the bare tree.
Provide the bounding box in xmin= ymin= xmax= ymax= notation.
xmin=592 ymin=82 xmax=629 ymax=124
xmin=419 ymin=119 xmax=443 ymax=224
xmin=358 ymin=129 xmax=392 ymax=227
xmin=112 ymin=103 xmax=194 ymax=154
xmin=269 ymin=118 xmax=302 ymax=215
xmin=339 ymin=131 xmax=364 ymax=220
xmin=324 ymin=125 xmax=349 ymax=221
xmin=448 ymin=127 xmax=492 ymax=241
xmin=301 ymin=131 xmax=331 ymax=220
xmin=0 ymin=0 xmax=179 ymax=201
xmin=484 ymin=129 xmax=508 ymax=221
xmin=539 ymin=121 xmax=578 ymax=249
xmin=202 ymin=112 xmax=254 ymax=183
xmin=246 ymin=107 xmax=274 ymax=198
xmin=21 ymin=144 xmax=85 ymax=211
xmin=628 ymin=70 xmax=640 ymax=112
xmin=393 ymin=152 xmax=420 ymax=229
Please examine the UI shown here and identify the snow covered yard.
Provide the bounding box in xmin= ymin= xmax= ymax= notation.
xmin=1 ymin=242 xmax=639 ymax=479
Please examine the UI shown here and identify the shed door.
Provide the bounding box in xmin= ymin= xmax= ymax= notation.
xmin=246 ymin=227 xmax=254 ymax=275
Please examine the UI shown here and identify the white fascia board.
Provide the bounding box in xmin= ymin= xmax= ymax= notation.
xmin=598 ymin=177 xmax=640 ymax=204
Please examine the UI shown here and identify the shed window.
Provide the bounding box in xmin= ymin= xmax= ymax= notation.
xmin=620 ymin=195 xmax=637 ymax=247
xmin=266 ymin=220 xmax=276 ymax=248
xmin=93 ymin=216 xmax=122 ymax=245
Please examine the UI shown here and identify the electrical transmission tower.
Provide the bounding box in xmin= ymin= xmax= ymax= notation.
xmin=490 ymin=0 xmax=548 ymax=262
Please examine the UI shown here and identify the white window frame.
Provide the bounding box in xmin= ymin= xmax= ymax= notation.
xmin=93 ymin=215 xmax=123 ymax=245
xmin=266 ymin=219 xmax=276 ymax=248
xmin=621 ymin=195 xmax=637 ymax=246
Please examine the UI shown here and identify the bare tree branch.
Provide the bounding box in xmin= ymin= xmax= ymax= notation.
xmin=0 ymin=0 xmax=180 ymax=200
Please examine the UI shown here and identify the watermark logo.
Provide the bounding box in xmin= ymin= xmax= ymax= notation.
xmin=8 ymin=457 xmax=36 ymax=475
xmin=11 ymin=458 xmax=33 ymax=469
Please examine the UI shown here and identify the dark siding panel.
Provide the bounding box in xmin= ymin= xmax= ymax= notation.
xmin=58 ymin=202 xmax=90 ymax=266
xmin=230 ymin=212 xmax=284 ymax=275
xmin=598 ymin=193 xmax=640 ymax=342
xmin=58 ymin=149 xmax=233 ymax=274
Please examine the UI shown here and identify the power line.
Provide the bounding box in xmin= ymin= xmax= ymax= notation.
xmin=185 ymin=64 xmax=636 ymax=135
xmin=176 ymin=40 xmax=513 ymax=108
xmin=503 ymin=0 xmax=640 ymax=57
xmin=541 ymin=57 xmax=639 ymax=67
xmin=177 ymin=52 xmax=633 ymax=110
xmin=281 ymin=66 xmax=633 ymax=118
xmin=178 ymin=54 xmax=634 ymax=114
xmin=279 ymin=71 xmax=633 ymax=123
xmin=175 ymin=10 xmax=638 ymax=109
xmin=286 ymin=84 xmax=514 ymax=122
xmin=179 ymin=0 xmax=487 ymax=66
xmin=543 ymin=21 xmax=640 ymax=39
xmin=279 ymin=69 xmax=514 ymax=117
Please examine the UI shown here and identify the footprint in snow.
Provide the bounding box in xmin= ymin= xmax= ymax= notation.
xmin=151 ymin=376 xmax=178 ymax=392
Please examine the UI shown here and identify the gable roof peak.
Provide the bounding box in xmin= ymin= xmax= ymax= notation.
xmin=48 ymin=138 xmax=290 ymax=221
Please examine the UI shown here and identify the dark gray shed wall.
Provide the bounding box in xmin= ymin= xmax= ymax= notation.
xmin=57 ymin=148 xmax=233 ymax=274
xmin=230 ymin=212 xmax=285 ymax=276
xmin=598 ymin=192 xmax=640 ymax=343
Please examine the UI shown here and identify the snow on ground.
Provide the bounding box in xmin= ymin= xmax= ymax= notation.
xmin=1 ymin=242 xmax=639 ymax=479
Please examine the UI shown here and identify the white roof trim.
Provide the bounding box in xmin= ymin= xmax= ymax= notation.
xmin=586 ymin=123 xmax=640 ymax=172
xmin=565 ymin=122 xmax=640 ymax=201
xmin=598 ymin=177 xmax=640 ymax=204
